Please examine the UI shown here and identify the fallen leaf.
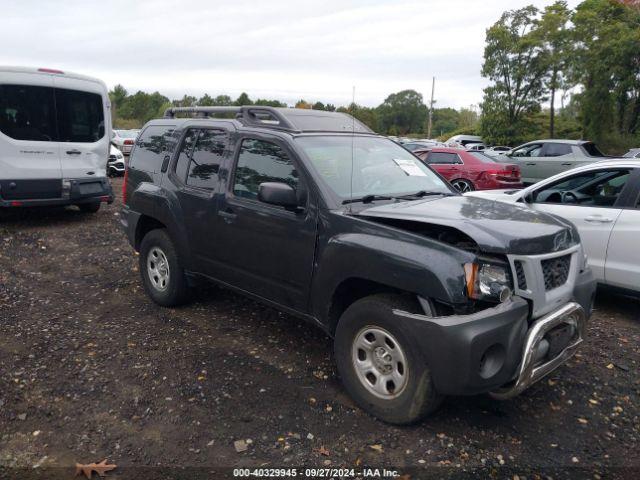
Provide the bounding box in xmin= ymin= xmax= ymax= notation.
xmin=75 ymin=459 xmax=117 ymax=479
xmin=369 ymin=444 xmax=383 ymax=452
xmin=577 ymin=418 xmax=588 ymax=424
xmin=606 ymin=363 xmax=614 ymax=369
xmin=315 ymin=446 xmax=330 ymax=456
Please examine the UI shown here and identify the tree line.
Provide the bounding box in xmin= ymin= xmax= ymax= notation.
xmin=481 ymin=0 xmax=640 ymax=152
xmin=109 ymin=85 xmax=478 ymax=140
xmin=110 ymin=0 xmax=639 ymax=152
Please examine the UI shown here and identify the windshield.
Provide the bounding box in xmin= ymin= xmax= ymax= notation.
xmin=296 ymin=136 xmax=452 ymax=200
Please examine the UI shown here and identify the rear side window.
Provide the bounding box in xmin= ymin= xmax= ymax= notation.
xmin=0 ymin=84 xmax=57 ymax=141
xmin=186 ymin=129 xmax=227 ymax=190
xmin=233 ymin=138 xmax=298 ymax=200
xmin=582 ymin=142 xmax=605 ymax=157
xmin=55 ymin=89 xmax=104 ymax=142
xmin=131 ymin=125 xmax=176 ymax=172
xmin=544 ymin=143 xmax=571 ymax=157
xmin=468 ymin=152 xmax=496 ymax=163
xmin=427 ymin=152 xmax=460 ymax=164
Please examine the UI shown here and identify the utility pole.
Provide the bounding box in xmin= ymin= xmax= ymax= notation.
xmin=427 ymin=76 xmax=435 ymax=139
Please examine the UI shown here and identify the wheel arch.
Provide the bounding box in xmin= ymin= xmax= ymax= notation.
xmin=327 ymin=277 xmax=423 ymax=335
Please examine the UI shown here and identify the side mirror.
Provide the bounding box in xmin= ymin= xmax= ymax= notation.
xmin=258 ymin=182 xmax=299 ymax=209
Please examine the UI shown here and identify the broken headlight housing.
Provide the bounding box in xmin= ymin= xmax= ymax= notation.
xmin=464 ymin=261 xmax=513 ymax=303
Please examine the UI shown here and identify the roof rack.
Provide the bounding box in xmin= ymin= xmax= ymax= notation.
xmin=163 ymin=105 xmax=299 ymax=131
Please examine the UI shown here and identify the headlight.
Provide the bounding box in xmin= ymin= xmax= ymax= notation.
xmin=464 ymin=262 xmax=512 ymax=302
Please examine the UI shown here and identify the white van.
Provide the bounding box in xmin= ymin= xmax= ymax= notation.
xmin=0 ymin=66 xmax=113 ymax=212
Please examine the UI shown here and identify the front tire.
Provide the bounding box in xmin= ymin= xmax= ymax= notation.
xmin=334 ymin=294 xmax=443 ymax=424
xmin=139 ymin=229 xmax=190 ymax=307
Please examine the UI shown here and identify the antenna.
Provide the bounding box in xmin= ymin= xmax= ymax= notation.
xmin=427 ymin=76 xmax=435 ymax=139
xmin=348 ymin=85 xmax=356 ymax=212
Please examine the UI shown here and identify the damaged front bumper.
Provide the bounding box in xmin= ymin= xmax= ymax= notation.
xmin=489 ymin=301 xmax=586 ymax=399
xmin=393 ymin=268 xmax=595 ymax=397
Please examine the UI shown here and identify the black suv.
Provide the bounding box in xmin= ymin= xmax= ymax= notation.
xmin=121 ymin=106 xmax=595 ymax=424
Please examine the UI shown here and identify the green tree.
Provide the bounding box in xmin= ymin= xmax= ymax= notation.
xmin=431 ymin=108 xmax=460 ymax=137
xmin=254 ymin=98 xmax=287 ymax=107
xmin=235 ymin=92 xmax=253 ymax=106
xmin=571 ymin=0 xmax=640 ymax=141
xmin=480 ymin=5 xmax=548 ymax=144
xmin=376 ymin=89 xmax=427 ymax=134
xmin=536 ymin=1 xmax=572 ymax=137
xmin=109 ymin=84 xmax=128 ymax=118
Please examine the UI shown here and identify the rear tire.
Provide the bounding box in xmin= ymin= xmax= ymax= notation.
xmin=451 ymin=179 xmax=474 ymax=193
xmin=139 ymin=229 xmax=190 ymax=307
xmin=78 ymin=202 xmax=101 ymax=213
xmin=334 ymin=294 xmax=443 ymax=425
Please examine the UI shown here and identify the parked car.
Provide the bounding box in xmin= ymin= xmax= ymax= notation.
xmin=402 ymin=140 xmax=440 ymax=152
xmin=466 ymin=159 xmax=640 ymax=296
xmin=445 ymin=134 xmax=482 ymax=147
xmin=0 ymin=66 xmax=113 ymax=212
xmin=111 ymin=129 xmax=139 ymax=155
xmin=108 ymin=144 xmax=125 ymax=177
xmin=413 ymin=147 xmax=522 ymax=192
xmin=121 ymin=106 xmax=594 ymax=424
xmin=466 ymin=143 xmax=486 ymax=151
xmin=623 ymin=148 xmax=640 ymax=158
xmin=484 ymin=146 xmax=512 ymax=157
xmin=495 ymin=139 xmax=607 ymax=185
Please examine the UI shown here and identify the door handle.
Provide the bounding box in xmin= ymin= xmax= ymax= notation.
xmin=217 ymin=210 xmax=237 ymax=223
xmin=66 ymin=149 xmax=82 ymax=155
xmin=584 ymin=215 xmax=613 ymax=223
xmin=561 ymin=162 xmax=572 ymax=166
xmin=525 ymin=162 xmax=536 ymax=166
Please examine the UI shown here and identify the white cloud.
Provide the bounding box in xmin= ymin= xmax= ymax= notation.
xmin=2 ymin=0 xmax=579 ymax=108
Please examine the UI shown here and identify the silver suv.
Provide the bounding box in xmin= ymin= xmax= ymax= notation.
xmin=496 ymin=139 xmax=607 ymax=184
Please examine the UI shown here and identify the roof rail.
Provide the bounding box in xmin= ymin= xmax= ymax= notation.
xmin=163 ymin=105 xmax=299 ymax=131
xmin=163 ymin=106 xmax=241 ymax=118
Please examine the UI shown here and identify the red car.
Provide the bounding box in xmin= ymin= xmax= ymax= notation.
xmin=414 ymin=147 xmax=522 ymax=192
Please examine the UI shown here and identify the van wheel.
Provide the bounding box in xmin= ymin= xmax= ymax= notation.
xmin=78 ymin=202 xmax=101 ymax=213
xmin=139 ymin=229 xmax=190 ymax=307
xmin=334 ymin=294 xmax=443 ymax=425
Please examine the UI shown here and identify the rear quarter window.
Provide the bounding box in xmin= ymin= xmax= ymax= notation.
xmin=130 ymin=125 xmax=176 ymax=172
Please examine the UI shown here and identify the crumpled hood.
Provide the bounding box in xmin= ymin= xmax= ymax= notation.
xmin=355 ymin=195 xmax=578 ymax=255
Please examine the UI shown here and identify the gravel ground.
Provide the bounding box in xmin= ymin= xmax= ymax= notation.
xmin=0 ymin=177 xmax=639 ymax=480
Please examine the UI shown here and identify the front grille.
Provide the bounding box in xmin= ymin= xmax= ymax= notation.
xmin=514 ymin=261 xmax=527 ymax=290
xmin=541 ymin=255 xmax=571 ymax=291
xmin=109 ymin=154 xmax=117 ymax=161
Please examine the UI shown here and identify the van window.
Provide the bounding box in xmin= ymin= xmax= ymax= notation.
xmin=0 ymin=84 xmax=57 ymax=141
xmin=186 ymin=129 xmax=227 ymax=189
xmin=55 ymin=89 xmax=104 ymax=142
xmin=131 ymin=125 xmax=176 ymax=172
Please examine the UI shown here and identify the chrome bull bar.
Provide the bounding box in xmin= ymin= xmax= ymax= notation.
xmin=490 ymin=302 xmax=586 ymax=400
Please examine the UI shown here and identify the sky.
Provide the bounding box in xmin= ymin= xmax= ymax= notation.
xmin=2 ymin=0 xmax=580 ymax=109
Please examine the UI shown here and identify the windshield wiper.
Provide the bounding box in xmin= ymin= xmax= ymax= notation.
xmin=342 ymin=194 xmax=394 ymax=205
xmin=394 ymin=190 xmax=455 ymax=200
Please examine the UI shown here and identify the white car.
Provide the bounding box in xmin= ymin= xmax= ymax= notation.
xmin=108 ymin=144 xmax=125 ymax=176
xmin=111 ymin=129 xmax=139 ymax=155
xmin=484 ymin=146 xmax=512 ymax=157
xmin=466 ymin=159 xmax=640 ymax=295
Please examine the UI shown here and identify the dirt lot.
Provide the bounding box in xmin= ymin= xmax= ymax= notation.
xmin=0 ymin=177 xmax=639 ymax=480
